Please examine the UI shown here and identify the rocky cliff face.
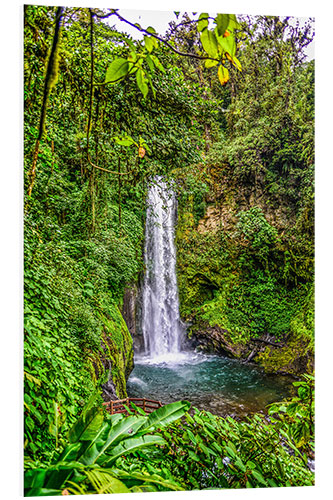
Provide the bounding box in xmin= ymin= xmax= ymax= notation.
xmin=174 ymin=165 xmax=314 ymax=377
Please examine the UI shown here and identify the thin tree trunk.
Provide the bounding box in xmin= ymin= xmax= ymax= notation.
xmin=118 ymin=157 xmax=122 ymax=235
xmin=27 ymin=7 xmax=63 ymax=197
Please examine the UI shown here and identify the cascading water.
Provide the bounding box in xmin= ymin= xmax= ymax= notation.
xmin=141 ymin=177 xmax=183 ymax=362
xmin=127 ymin=177 xmax=293 ymax=417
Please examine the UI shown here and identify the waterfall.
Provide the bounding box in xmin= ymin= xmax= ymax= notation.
xmin=141 ymin=177 xmax=183 ymax=362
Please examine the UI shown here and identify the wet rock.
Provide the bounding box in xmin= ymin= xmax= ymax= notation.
xmin=190 ymin=324 xmax=249 ymax=359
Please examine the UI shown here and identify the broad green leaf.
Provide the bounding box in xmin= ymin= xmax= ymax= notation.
xmin=108 ymin=413 xmax=124 ymax=426
xmin=25 ymin=487 xmax=62 ymax=496
xmin=144 ymin=35 xmax=154 ymax=53
xmin=146 ymin=26 xmax=156 ymax=34
xmin=105 ymin=58 xmax=129 ymax=83
xmin=218 ymin=65 xmax=229 ymax=85
xmin=228 ymin=14 xmax=240 ymax=30
xmin=56 ymin=443 xmax=81 ymax=463
xmin=114 ymin=135 xmax=137 ymax=147
xmin=235 ymin=457 xmax=246 ymax=471
xmin=217 ymin=33 xmax=236 ymax=57
xmin=68 ymin=407 xmax=104 ymax=443
xmin=141 ymin=400 xmax=191 ymax=431
xmin=188 ymin=450 xmax=200 ymax=462
xmin=200 ymin=443 xmax=217 ymax=456
xmin=101 ymin=434 xmax=167 ymax=465
xmin=136 ymin=68 xmax=149 ymax=98
xmin=225 ymin=446 xmax=236 ymax=458
xmin=215 ymin=13 xmax=230 ymax=37
xmin=205 ymin=59 xmax=219 ymax=68
xmin=201 ymin=29 xmax=218 ymax=58
xmin=145 ymin=54 xmax=155 ymax=73
xmin=197 ymin=13 xmax=209 ymax=32
xmin=92 ymin=415 xmax=147 ymax=464
xmin=113 ymin=469 xmax=184 ymax=491
xmin=24 ymin=469 xmax=47 ymax=489
xmin=186 ymin=428 xmax=197 ymax=445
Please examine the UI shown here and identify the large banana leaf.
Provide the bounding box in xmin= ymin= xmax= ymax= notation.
xmin=80 ymin=414 xmax=147 ymax=465
xmin=140 ymin=400 xmax=191 ymax=431
xmin=68 ymin=406 xmax=105 ymax=443
xmin=56 ymin=442 xmax=81 ymax=463
xmin=25 ymin=463 xmax=84 ymax=495
xmin=100 ymin=434 xmax=167 ymax=466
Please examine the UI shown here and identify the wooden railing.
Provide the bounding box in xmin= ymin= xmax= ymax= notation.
xmin=102 ymin=397 xmax=163 ymax=415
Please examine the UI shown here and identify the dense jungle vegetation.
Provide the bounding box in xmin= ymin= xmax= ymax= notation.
xmin=24 ymin=5 xmax=314 ymax=494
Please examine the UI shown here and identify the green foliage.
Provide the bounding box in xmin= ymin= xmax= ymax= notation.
xmin=235 ymin=207 xmax=278 ymax=263
xmin=157 ymin=402 xmax=314 ymax=489
xmin=24 ymin=399 xmax=190 ymax=495
xmin=24 ymin=8 xmax=315 ymax=490
xmin=268 ymin=374 xmax=314 ymax=453
xmin=104 ymin=11 xmax=242 ymax=95
xmin=174 ymin=15 xmax=314 ymax=373
xmin=178 ymin=173 xmax=209 ymax=224
xmin=26 ymin=388 xmax=314 ymax=495
xmin=25 ymin=4 xmax=224 ymax=466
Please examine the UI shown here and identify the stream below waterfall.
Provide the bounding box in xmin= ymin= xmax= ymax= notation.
xmin=127 ymin=352 xmax=293 ymax=417
xmin=129 ymin=177 xmax=294 ymax=418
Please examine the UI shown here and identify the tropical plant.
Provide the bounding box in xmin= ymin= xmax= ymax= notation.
xmin=268 ymin=374 xmax=314 ymax=457
xmin=24 ymin=398 xmax=190 ymax=496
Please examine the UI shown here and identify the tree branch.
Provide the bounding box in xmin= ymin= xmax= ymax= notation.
xmin=168 ymin=16 xmax=213 ymax=33
xmin=111 ymin=11 xmax=219 ymax=62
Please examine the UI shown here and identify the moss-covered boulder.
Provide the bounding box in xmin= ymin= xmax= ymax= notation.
xmin=90 ymin=305 xmax=134 ymax=400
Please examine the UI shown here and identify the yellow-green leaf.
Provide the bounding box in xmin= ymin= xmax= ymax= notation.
xmin=218 ymin=65 xmax=229 ymax=85
xmin=144 ymin=35 xmax=154 ymax=53
xmin=205 ymin=59 xmax=219 ymax=68
xmin=105 ymin=58 xmax=129 ymax=83
xmin=230 ymin=54 xmax=242 ymax=71
xmin=215 ymin=13 xmax=229 ymax=37
xmin=217 ymin=33 xmax=236 ymax=57
xmin=136 ymin=69 xmax=149 ymax=98
xmin=228 ymin=14 xmax=240 ymax=30
xmin=146 ymin=26 xmax=156 ymax=34
xmin=200 ymin=29 xmax=218 ymax=58
xmin=197 ymin=13 xmax=209 ymax=32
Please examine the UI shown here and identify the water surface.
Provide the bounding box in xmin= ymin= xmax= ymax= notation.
xmin=127 ymin=351 xmax=293 ymax=418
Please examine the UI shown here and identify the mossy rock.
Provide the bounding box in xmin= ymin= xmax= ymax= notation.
xmin=91 ymin=306 xmax=134 ymax=399
xmin=256 ymin=337 xmax=314 ymax=376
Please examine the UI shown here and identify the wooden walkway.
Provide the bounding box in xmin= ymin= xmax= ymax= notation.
xmin=102 ymin=397 xmax=163 ymax=415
